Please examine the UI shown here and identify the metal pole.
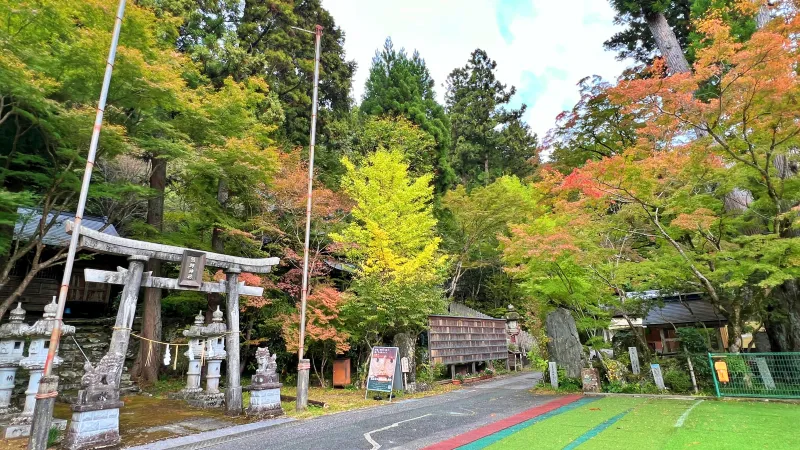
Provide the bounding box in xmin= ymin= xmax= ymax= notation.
xmin=296 ymin=24 xmax=322 ymax=412
xmin=29 ymin=1 xmax=127 ymax=447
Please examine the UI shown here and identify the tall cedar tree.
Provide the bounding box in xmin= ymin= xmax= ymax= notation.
xmin=157 ymin=0 xmax=355 ymax=146
xmin=605 ymin=0 xmax=760 ymax=70
xmin=445 ymin=49 xmax=537 ymax=187
xmin=361 ymin=38 xmax=455 ymax=191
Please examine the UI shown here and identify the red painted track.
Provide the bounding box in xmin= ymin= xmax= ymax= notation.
xmin=423 ymin=394 xmax=584 ymax=450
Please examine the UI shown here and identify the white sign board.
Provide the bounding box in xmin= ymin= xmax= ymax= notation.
xmin=400 ymin=357 xmax=410 ymax=373
xmin=755 ymin=357 xmax=776 ymax=390
xmin=629 ymin=347 xmax=640 ymax=374
xmin=549 ymin=361 xmax=559 ymax=389
xmin=650 ymin=363 xmax=665 ymax=390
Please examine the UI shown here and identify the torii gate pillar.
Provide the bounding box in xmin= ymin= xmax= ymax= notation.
xmin=224 ymin=267 xmax=242 ymax=415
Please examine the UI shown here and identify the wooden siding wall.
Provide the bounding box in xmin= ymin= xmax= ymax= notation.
xmin=428 ymin=316 xmax=508 ymax=365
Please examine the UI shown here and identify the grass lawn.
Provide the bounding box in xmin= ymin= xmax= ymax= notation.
xmin=481 ymin=397 xmax=800 ymax=450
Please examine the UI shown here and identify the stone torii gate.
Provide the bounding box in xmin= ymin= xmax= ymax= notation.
xmin=61 ymin=222 xmax=278 ymax=450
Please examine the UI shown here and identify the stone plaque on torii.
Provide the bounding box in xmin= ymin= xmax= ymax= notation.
xmin=61 ymin=222 xmax=278 ymax=450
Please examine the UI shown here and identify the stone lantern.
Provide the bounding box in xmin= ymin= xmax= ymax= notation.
xmin=202 ymin=306 xmax=227 ymax=396
xmin=185 ymin=306 xmax=226 ymax=408
xmin=505 ymin=304 xmax=520 ymax=343
xmin=179 ymin=311 xmax=206 ymax=397
xmin=8 ymin=298 xmax=74 ymax=438
xmin=0 ymin=303 xmax=29 ymax=417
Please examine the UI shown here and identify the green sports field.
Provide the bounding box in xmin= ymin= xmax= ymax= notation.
xmin=466 ymin=397 xmax=800 ymax=449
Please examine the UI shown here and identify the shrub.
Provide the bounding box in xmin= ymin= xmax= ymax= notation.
xmin=664 ymin=369 xmax=693 ymax=393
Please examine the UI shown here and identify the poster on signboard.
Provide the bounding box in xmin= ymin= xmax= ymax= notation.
xmin=366 ymin=347 xmax=399 ymax=393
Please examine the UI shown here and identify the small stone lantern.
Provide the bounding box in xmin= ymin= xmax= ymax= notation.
xmin=8 ymin=298 xmax=74 ymax=438
xmin=0 ymin=303 xmax=29 ymax=417
xmin=505 ymin=305 xmax=520 ymax=341
xmin=202 ymin=306 xmax=227 ymax=396
xmin=179 ymin=311 xmax=206 ymax=397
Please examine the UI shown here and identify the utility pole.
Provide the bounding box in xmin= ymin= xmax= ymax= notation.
xmin=27 ymin=1 xmax=127 ymax=448
xmin=293 ymin=24 xmax=323 ymax=412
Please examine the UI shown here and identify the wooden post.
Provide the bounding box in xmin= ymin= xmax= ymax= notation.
xmin=224 ymin=267 xmax=241 ymax=415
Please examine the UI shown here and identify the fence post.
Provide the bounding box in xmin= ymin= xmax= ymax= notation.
xmin=708 ymin=353 xmax=721 ymax=398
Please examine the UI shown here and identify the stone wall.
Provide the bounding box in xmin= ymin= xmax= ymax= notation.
xmin=58 ymin=318 xmax=141 ymax=391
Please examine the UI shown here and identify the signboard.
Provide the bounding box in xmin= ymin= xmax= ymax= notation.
xmin=755 ymin=357 xmax=776 ymax=390
xmin=400 ymin=357 xmax=410 ymax=373
xmin=366 ymin=347 xmax=398 ymax=394
xmin=178 ymin=250 xmax=206 ymax=288
xmin=549 ymin=361 xmax=559 ymax=389
xmin=629 ymin=347 xmax=640 ymax=374
xmin=428 ymin=315 xmax=508 ymax=366
xmin=651 ymin=363 xmax=665 ymax=390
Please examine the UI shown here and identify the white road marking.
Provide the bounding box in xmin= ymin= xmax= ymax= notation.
xmin=447 ymin=408 xmax=476 ymax=416
xmin=364 ymin=414 xmax=433 ymax=450
xmin=674 ymin=400 xmax=704 ymax=427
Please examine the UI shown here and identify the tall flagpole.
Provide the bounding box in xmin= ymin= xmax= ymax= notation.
xmin=28 ymin=1 xmax=127 ymax=448
xmin=292 ymin=24 xmax=322 ymax=412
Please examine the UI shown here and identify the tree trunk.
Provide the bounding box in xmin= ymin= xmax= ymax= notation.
xmin=393 ymin=332 xmax=416 ymax=385
xmin=755 ymin=1 xmax=771 ymax=29
xmin=644 ymin=11 xmax=691 ymax=74
xmin=132 ymin=156 xmax=166 ymax=384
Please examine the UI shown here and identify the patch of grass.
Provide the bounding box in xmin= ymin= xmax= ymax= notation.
xmin=482 ymin=397 xmax=800 ymax=449
xmin=280 ymin=383 xmax=461 ymax=419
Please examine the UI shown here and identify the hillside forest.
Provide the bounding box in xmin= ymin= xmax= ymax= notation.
xmin=2 ymin=0 xmax=800 ymax=387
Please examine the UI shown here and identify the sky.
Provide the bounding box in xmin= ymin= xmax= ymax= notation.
xmin=322 ymin=0 xmax=632 ymax=138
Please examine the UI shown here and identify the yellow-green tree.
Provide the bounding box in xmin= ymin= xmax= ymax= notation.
xmin=332 ymin=148 xmax=448 ymax=347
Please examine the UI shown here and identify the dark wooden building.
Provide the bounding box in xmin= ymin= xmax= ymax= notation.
xmin=2 ymin=208 xmax=125 ymax=317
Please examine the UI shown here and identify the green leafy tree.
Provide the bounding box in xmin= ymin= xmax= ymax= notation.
xmin=362 ymin=38 xmax=454 ymax=190
xmin=152 ymin=0 xmax=355 ymax=146
xmin=445 ymin=49 xmax=536 ymax=187
xmin=442 ymin=176 xmax=539 ymax=304
xmin=332 ymin=149 xmax=448 ymax=349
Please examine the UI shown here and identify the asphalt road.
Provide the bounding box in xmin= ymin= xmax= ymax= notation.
xmin=194 ymin=372 xmax=551 ymax=450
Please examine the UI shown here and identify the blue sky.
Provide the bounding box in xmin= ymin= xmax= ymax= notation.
xmin=323 ymin=0 xmax=631 ymax=138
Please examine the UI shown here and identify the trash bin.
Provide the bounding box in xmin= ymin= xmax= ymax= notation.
xmin=333 ymin=358 xmax=351 ymax=387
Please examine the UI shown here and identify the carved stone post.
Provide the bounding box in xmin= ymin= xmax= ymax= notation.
xmin=3 ymin=299 xmax=74 ymax=439
xmin=0 ymin=303 xmax=28 ymax=417
xmin=180 ymin=312 xmax=205 ymax=396
xmin=245 ymin=347 xmax=283 ymax=417
xmin=224 ymin=267 xmax=242 ymax=415
xmin=64 ymin=255 xmax=147 ymax=450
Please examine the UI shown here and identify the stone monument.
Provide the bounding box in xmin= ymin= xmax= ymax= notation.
xmin=545 ymin=307 xmax=583 ymax=379
xmin=246 ymin=347 xmax=283 ymax=417
xmin=3 ymin=299 xmax=73 ymax=439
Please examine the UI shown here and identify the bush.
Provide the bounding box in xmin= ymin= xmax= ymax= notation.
xmin=604 ymin=380 xmax=661 ymax=394
xmin=664 ymin=369 xmax=693 ymax=393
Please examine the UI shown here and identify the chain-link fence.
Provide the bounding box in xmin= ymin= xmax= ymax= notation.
xmin=709 ymin=352 xmax=800 ymax=399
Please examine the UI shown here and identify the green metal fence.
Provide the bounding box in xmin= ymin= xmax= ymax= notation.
xmin=709 ymin=352 xmax=800 ymax=399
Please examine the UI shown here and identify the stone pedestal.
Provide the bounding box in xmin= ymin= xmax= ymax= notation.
xmin=63 ymin=405 xmax=122 ymax=450
xmin=247 ymin=388 xmax=282 ymax=416
xmin=206 ymin=359 xmax=222 ymax=394
xmin=246 ymin=347 xmax=283 ymax=417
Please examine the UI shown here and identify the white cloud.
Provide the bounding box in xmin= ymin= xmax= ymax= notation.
xmin=323 ymin=0 xmax=631 ymax=137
